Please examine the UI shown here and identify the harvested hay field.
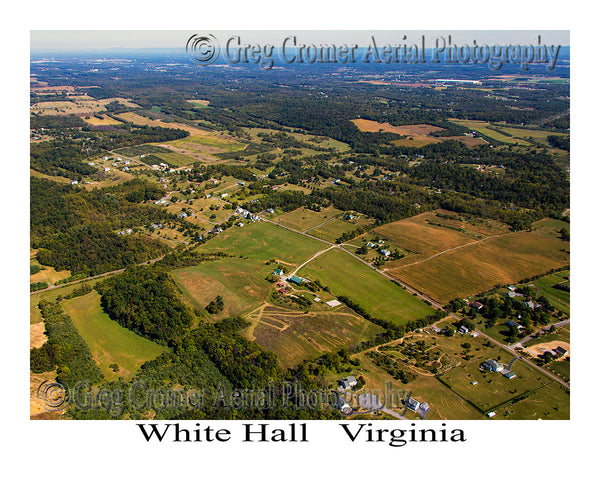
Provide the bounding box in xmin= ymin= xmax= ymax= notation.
xmin=386 ymin=225 xmax=570 ymax=303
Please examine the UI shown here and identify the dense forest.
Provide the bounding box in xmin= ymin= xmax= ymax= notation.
xmin=31 ymin=177 xmax=173 ymax=275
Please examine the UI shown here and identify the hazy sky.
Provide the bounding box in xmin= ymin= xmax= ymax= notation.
xmin=30 ymin=30 xmax=569 ymax=51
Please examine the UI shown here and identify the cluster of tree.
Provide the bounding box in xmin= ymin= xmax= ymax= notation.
xmin=205 ymin=295 xmax=225 ymax=314
xmin=367 ymin=351 xmax=417 ymax=384
xmin=30 ymin=264 xmax=43 ymax=275
xmin=30 ymin=281 xmax=48 ymax=292
xmin=548 ymin=135 xmax=569 ymax=151
xmin=95 ymin=267 xmax=194 ymax=345
xmin=63 ymin=284 xmax=92 ymax=299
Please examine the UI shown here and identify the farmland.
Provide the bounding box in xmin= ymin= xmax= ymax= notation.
xmin=196 ymin=221 xmax=326 ymax=266
xmin=351 ymin=119 xmax=487 ymax=147
xmin=298 ymin=248 xmax=436 ymax=325
xmin=385 ymin=218 xmax=570 ymax=303
xmin=172 ymin=258 xmax=274 ymax=320
xmin=62 ymin=291 xmax=167 ymax=380
xmin=30 ymin=97 xmax=140 ymax=116
xmin=271 ymin=206 xmax=344 ymax=232
xmin=243 ymin=304 xmax=384 ymax=368
xmin=438 ymin=348 xmax=555 ymax=414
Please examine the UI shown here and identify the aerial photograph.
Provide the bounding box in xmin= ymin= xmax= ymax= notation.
xmin=29 ymin=30 xmax=571 ymax=423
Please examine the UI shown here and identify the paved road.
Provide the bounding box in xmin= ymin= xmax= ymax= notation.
xmin=511 ymin=319 xmax=571 ymax=348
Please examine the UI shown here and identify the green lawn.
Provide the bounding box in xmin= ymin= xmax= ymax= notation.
xmin=62 ymin=291 xmax=167 ymax=380
xmin=298 ymin=248 xmax=436 ymax=325
xmin=309 ymin=218 xmax=360 ymax=243
xmin=527 ymin=270 xmax=570 ymax=314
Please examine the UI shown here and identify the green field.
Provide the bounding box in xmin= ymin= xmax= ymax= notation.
xmin=493 ymin=381 xmax=570 ymax=419
xmin=152 ymin=151 xmax=197 ymax=167
xmin=309 ymin=218 xmax=362 ymax=243
xmin=527 ymin=270 xmax=570 ymax=314
xmin=166 ymin=135 xmax=247 ymax=153
xmin=353 ymin=350 xmax=484 ymax=420
xmin=196 ymin=221 xmax=326 ymax=266
xmin=30 ymin=277 xmax=106 ymax=324
xmin=273 ymin=207 xmax=344 ymax=233
xmin=493 ymin=126 xmax=569 ymax=146
xmin=62 ymin=291 xmax=167 ymax=380
xmin=298 ymin=248 xmax=436 ymax=325
xmin=172 ymin=258 xmax=274 ymax=320
xmin=449 ymin=119 xmax=531 ymax=145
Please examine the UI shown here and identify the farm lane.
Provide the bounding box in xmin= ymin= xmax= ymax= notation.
xmin=303 ymin=215 xmax=340 ymax=234
xmin=290 ymin=245 xmax=337 ymax=277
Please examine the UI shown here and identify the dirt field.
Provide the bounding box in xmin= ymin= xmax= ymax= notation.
xmin=30 ymin=322 xmax=47 ymax=349
xmin=30 ymin=371 xmax=63 ymax=418
xmin=525 ymin=341 xmax=570 ymax=359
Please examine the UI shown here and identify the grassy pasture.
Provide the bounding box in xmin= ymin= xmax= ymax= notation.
xmin=115 ymin=112 xmax=212 ymax=136
xmin=172 ymin=258 xmax=273 ymax=321
xmin=449 ymin=119 xmax=531 ymax=144
xmin=309 ymin=218 xmax=363 ymax=243
xmin=30 ymin=97 xmax=139 ymax=116
xmin=83 ymin=116 xmax=123 ymax=126
xmin=439 ymin=349 xmax=553 ymax=413
xmin=352 ymin=351 xmax=484 ymax=419
xmin=62 ymin=291 xmax=167 ymax=380
xmin=298 ymin=248 xmax=435 ymax=325
xmin=30 ymin=257 xmax=71 ymax=285
xmin=492 ymin=381 xmax=569 ymax=419
xmin=274 ymin=206 xmax=344 ymax=232
xmin=245 ymin=305 xmax=384 ymax=368
xmin=196 ymin=221 xmax=326 ymax=266
xmin=30 ymin=277 xmax=107 ymax=324
xmin=164 ymin=135 xmax=247 ymax=154
xmin=496 ymin=126 xmax=569 ymax=146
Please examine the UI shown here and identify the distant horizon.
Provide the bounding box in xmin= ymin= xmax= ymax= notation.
xmin=30 ymin=30 xmax=570 ymax=52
